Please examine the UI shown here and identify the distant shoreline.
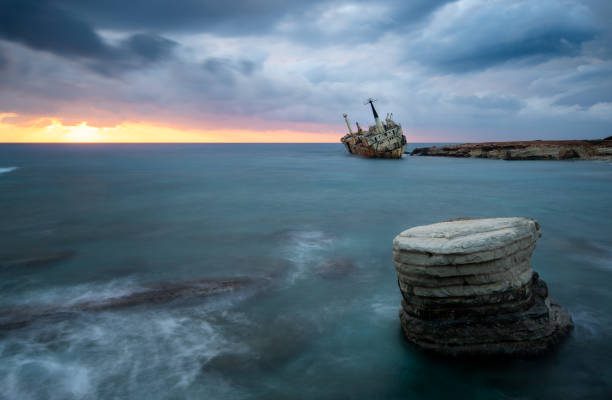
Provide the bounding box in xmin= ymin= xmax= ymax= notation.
xmin=410 ymin=139 xmax=612 ymax=160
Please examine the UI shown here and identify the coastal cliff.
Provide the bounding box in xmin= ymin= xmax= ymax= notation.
xmin=411 ymin=139 xmax=612 ymax=160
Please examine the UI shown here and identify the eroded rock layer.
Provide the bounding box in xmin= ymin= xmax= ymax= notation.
xmin=410 ymin=140 xmax=612 ymax=160
xmin=393 ymin=218 xmax=572 ymax=356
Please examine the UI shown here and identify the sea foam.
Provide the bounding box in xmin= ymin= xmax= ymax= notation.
xmin=0 ymin=167 xmax=17 ymax=175
xmin=0 ymin=307 xmax=241 ymax=399
xmin=282 ymin=230 xmax=334 ymax=284
xmin=4 ymin=278 xmax=144 ymax=307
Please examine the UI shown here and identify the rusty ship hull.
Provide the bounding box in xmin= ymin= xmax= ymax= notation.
xmin=341 ymin=100 xmax=407 ymax=159
xmin=342 ymin=135 xmax=406 ymax=158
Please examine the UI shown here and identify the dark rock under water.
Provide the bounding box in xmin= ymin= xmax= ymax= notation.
xmin=0 ymin=251 xmax=76 ymax=269
xmin=0 ymin=277 xmax=269 ymax=330
xmin=315 ymin=257 xmax=357 ymax=279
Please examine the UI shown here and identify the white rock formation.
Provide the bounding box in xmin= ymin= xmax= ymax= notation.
xmin=393 ymin=218 xmax=572 ymax=356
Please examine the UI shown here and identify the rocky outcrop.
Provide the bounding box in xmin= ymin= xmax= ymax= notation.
xmin=315 ymin=257 xmax=357 ymax=279
xmin=393 ymin=218 xmax=572 ymax=357
xmin=410 ymin=139 xmax=612 ymax=160
xmin=0 ymin=277 xmax=269 ymax=330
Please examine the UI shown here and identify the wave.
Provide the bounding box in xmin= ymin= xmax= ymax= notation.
xmin=281 ymin=230 xmax=334 ymax=284
xmin=0 ymin=307 xmax=245 ymax=399
xmin=4 ymin=278 xmax=144 ymax=307
xmin=0 ymin=167 xmax=17 ymax=175
xmin=571 ymin=308 xmax=606 ymax=339
xmin=565 ymin=237 xmax=612 ymax=271
xmin=0 ymin=276 xmax=269 ymax=331
xmin=370 ymin=297 xmax=399 ymax=319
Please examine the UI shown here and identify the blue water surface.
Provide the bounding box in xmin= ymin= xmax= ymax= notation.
xmin=0 ymin=143 xmax=611 ymax=399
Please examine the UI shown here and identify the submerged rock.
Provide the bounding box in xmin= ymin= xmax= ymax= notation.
xmin=0 ymin=251 xmax=76 ymax=269
xmin=203 ymin=317 xmax=314 ymax=375
xmin=0 ymin=277 xmax=268 ymax=330
xmin=77 ymin=277 xmax=266 ymax=310
xmin=315 ymin=257 xmax=357 ymax=279
xmin=393 ymin=217 xmax=572 ymax=357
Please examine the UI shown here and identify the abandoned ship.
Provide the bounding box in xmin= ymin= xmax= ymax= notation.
xmin=341 ymin=99 xmax=407 ymax=159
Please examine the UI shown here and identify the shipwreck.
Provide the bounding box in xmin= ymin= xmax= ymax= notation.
xmin=341 ymin=98 xmax=407 ymax=159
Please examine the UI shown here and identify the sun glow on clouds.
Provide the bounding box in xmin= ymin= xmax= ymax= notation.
xmin=0 ymin=113 xmax=338 ymax=143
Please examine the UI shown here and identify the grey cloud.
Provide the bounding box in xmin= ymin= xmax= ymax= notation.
xmin=561 ymin=63 xmax=612 ymax=84
xmin=239 ymin=60 xmax=257 ymax=76
xmin=47 ymin=0 xmax=456 ymax=46
xmin=122 ymin=34 xmax=177 ymax=62
xmin=393 ymin=0 xmax=457 ymax=22
xmin=0 ymin=0 xmax=110 ymax=58
xmin=305 ymin=67 xmax=331 ymax=85
xmin=202 ymin=58 xmax=237 ymax=86
xmin=554 ymin=63 xmax=612 ymax=107
xmin=200 ymin=57 xmax=260 ymax=87
xmin=554 ymin=86 xmax=612 ymax=108
xmin=0 ymin=42 xmax=109 ymax=116
xmin=0 ymin=1 xmax=177 ymax=76
xmin=54 ymin=0 xmax=324 ymax=34
xmin=203 ymin=58 xmax=258 ymax=76
xmin=87 ymin=34 xmax=178 ymax=76
xmin=0 ymin=0 xmax=452 ymax=65
xmin=410 ymin=0 xmax=598 ymax=72
xmin=0 ymin=46 xmax=6 ymax=70
xmin=273 ymin=0 xmax=455 ymax=46
xmin=451 ymin=94 xmax=523 ymax=111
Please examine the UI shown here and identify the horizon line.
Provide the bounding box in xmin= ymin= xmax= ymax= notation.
xmin=0 ymin=141 xmax=454 ymax=144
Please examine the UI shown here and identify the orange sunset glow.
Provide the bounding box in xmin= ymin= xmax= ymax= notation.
xmin=0 ymin=113 xmax=339 ymax=143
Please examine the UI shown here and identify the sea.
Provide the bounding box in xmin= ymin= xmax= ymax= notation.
xmin=0 ymin=143 xmax=611 ymax=399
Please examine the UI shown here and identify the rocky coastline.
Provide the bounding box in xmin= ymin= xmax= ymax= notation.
xmin=410 ymin=138 xmax=612 ymax=160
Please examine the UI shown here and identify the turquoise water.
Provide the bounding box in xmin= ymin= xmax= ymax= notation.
xmin=0 ymin=143 xmax=611 ymax=399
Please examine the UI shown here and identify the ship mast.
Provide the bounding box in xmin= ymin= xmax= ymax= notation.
xmin=365 ymin=98 xmax=384 ymax=134
xmin=343 ymin=113 xmax=353 ymax=135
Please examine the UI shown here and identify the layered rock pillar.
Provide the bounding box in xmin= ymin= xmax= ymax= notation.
xmin=393 ymin=218 xmax=572 ymax=356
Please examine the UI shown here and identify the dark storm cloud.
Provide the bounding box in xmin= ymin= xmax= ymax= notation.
xmin=122 ymin=34 xmax=177 ymax=62
xmin=2 ymin=0 xmax=456 ymax=48
xmin=54 ymin=0 xmax=323 ymax=34
xmin=0 ymin=0 xmax=456 ymax=70
xmin=394 ymin=0 xmax=457 ymax=22
xmin=0 ymin=0 xmax=177 ymax=75
xmin=0 ymin=46 xmax=7 ymax=70
xmin=0 ymin=0 xmax=109 ymax=58
xmin=52 ymin=0 xmax=451 ymax=39
xmin=410 ymin=0 xmax=599 ymax=72
xmin=274 ymin=0 xmax=456 ymax=45
xmin=85 ymin=34 xmax=178 ymax=76
xmin=433 ymin=28 xmax=594 ymax=72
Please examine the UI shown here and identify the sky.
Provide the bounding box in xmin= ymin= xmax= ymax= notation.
xmin=0 ymin=0 xmax=611 ymax=143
